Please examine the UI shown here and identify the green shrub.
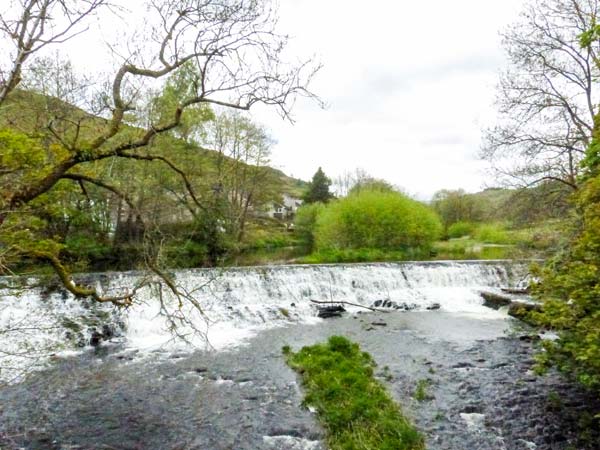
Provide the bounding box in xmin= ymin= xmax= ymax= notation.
xmin=447 ymin=221 xmax=476 ymax=239
xmin=531 ymin=175 xmax=600 ymax=391
xmin=248 ymin=233 xmax=295 ymax=249
xmin=314 ymin=189 xmax=442 ymax=252
xmin=64 ymin=235 xmax=112 ymax=263
xmin=474 ymin=223 xmax=511 ymax=244
xmin=294 ymin=202 xmax=325 ymax=251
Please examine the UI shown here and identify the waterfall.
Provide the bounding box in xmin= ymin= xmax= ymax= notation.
xmin=0 ymin=260 xmax=529 ymax=383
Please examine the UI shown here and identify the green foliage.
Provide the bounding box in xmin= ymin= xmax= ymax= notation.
xmin=0 ymin=128 xmax=70 ymax=196
xmin=294 ymin=202 xmax=325 ymax=251
xmin=531 ymin=175 xmax=600 ymax=390
xmin=0 ymin=89 xmax=307 ymax=274
xmin=447 ymin=221 xmax=476 ymax=239
xmin=151 ymin=62 xmax=215 ymax=143
xmin=579 ymin=20 xmax=600 ymax=51
xmin=432 ymin=239 xmax=513 ymax=260
xmin=0 ymin=128 xmax=45 ymax=170
xmin=284 ymin=336 xmax=424 ymax=450
xmin=303 ymin=167 xmax=334 ymax=204
xmin=247 ymin=233 xmax=296 ymax=249
xmin=162 ymin=239 xmax=209 ymax=269
xmin=348 ymin=178 xmax=396 ymax=195
xmin=314 ymin=188 xmax=442 ymax=252
xmin=414 ymin=379 xmax=432 ymax=402
xmin=431 ymin=189 xmax=482 ymax=229
xmin=299 ymin=248 xmax=428 ymax=264
xmin=63 ymin=235 xmax=112 ymax=267
xmin=473 ymin=223 xmax=511 ymax=244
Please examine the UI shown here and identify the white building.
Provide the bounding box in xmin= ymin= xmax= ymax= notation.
xmin=267 ymin=194 xmax=303 ymax=220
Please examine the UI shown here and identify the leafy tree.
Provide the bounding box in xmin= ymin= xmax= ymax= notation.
xmin=447 ymin=221 xmax=476 ymax=239
xmin=303 ymin=167 xmax=334 ymax=203
xmin=207 ymin=110 xmax=280 ymax=242
xmin=0 ymin=0 xmax=320 ymax=304
xmin=532 ymin=176 xmax=600 ymax=389
xmin=531 ymin=20 xmax=600 ymax=392
xmin=149 ymin=61 xmax=215 ymax=144
xmin=431 ymin=189 xmax=482 ymax=231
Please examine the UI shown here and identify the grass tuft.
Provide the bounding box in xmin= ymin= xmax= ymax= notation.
xmin=284 ymin=336 xmax=425 ymax=450
xmin=414 ymin=379 xmax=432 ymax=402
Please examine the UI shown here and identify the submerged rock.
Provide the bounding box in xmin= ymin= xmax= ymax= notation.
xmin=89 ymin=329 xmax=104 ymax=347
xmin=89 ymin=324 xmax=117 ymax=347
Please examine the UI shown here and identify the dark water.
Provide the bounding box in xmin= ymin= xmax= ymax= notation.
xmin=0 ymin=311 xmax=598 ymax=450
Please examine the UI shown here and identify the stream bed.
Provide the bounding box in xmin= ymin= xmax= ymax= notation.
xmin=1 ymin=311 xmax=599 ymax=450
xmin=1 ymin=261 xmax=599 ymax=449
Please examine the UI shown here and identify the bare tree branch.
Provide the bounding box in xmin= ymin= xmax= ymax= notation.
xmin=482 ymin=0 xmax=600 ymax=190
xmin=0 ymin=0 xmax=108 ymax=104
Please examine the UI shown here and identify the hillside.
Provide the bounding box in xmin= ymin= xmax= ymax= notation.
xmin=0 ymin=89 xmax=307 ymax=199
xmin=465 ymin=184 xmax=572 ymax=225
xmin=1 ymin=89 xmax=308 ymax=271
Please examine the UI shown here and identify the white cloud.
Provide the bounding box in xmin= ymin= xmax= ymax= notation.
xmin=253 ymin=0 xmax=526 ymax=198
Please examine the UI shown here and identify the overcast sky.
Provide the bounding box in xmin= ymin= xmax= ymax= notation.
xmin=251 ymin=0 xmax=526 ymax=199
xmin=5 ymin=0 xmax=528 ymax=199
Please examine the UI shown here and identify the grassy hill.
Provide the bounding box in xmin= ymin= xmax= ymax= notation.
xmin=1 ymin=89 xmax=308 ymax=271
xmin=0 ymin=88 xmax=307 ymax=198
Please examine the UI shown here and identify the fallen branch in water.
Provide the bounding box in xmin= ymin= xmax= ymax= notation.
xmin=310 ymin=299 xmax=389 ymax=313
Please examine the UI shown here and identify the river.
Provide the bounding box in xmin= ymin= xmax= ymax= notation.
xmin=1 ymin=261 xmax=598 ymax=449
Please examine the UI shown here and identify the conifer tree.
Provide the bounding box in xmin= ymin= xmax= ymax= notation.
xmin=303 ymin=167 xmax=333 ymax=203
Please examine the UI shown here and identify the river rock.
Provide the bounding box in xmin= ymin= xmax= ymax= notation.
xmin=480 ymin=291 xmax=512 ymax=309
xmin=398 ymin=302 xmax=419 ymax=311
xmin=317 ymin=305 xmax=345 ymax=318
xmin=373 ymin=299 xmax=395 ymax=308
xmin=89 ymin=329 xmax=104 ymax=347
xmin=89 ymin=324 xmax=118 ymax=346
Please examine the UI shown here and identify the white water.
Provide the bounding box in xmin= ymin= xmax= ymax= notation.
xmin=0 ymin=261 xmax=529 ymax=383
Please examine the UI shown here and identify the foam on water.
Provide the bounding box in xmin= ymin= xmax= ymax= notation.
xmin=0 ymin=260 xmax=529 ymax=383
xmin=262 ymin=435 xmax=323 ymax=450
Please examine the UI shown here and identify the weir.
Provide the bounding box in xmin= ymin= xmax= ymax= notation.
xmin=0 ymin=260 xmax=530 ymax=384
